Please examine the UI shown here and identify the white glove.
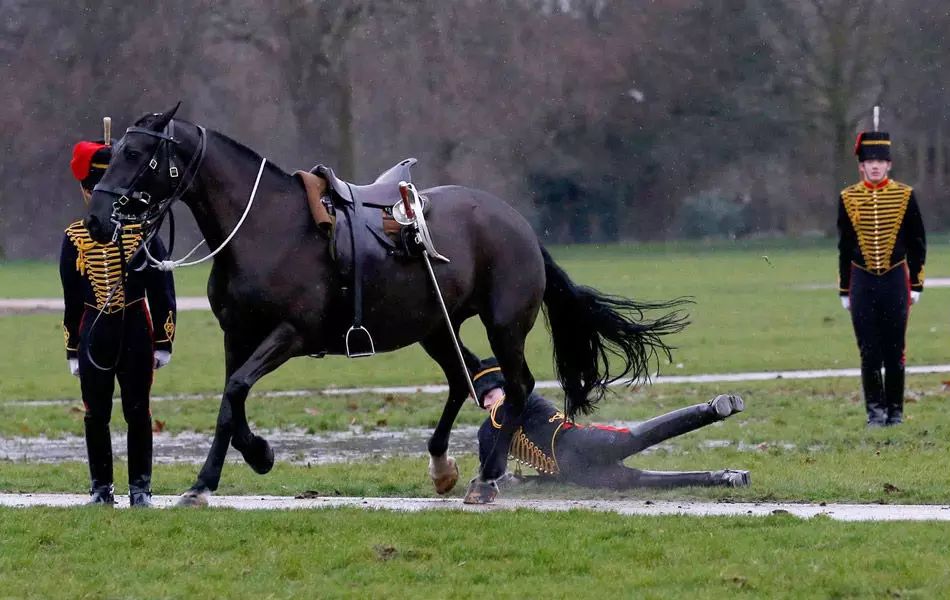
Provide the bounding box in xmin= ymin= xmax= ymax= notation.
xmin=68 ymin=358 xmax=80 ymax=377
xmin=153 ymin=350 xmax=172 ymax=370
xmin=911 ymin=291 xmax=921 ymax=305
xmin=840 ymin=296 xmax=850 ymax=311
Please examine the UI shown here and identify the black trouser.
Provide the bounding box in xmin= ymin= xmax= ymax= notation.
xmin=554 ymin=401 xmax=731 ymax=489
xmin=849 ymin=264 xmax=909 ymax=425
xmin=77 ymin=304 xmax=154 ymax=494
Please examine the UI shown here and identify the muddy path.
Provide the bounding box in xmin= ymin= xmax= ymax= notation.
xmin=0 ymin=426 xmax=482 ymax=464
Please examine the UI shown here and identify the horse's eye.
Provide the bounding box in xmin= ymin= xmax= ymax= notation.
xmin=125 ymin=149 xmax=141 ymax=160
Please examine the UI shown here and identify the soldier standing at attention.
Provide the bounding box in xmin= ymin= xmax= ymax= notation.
xmin=59 ymin=119 xmax=177 ymax=506
xmin=838 ymin=109 xmax=926 ymax=427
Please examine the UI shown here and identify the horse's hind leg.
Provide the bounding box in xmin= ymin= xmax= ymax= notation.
xmin=465 ymin=310 xmax=538 ymax=504
xmin=178 ymin=323 xmax=302 ymax=506
xmin=420 ymin=329 xmax=481 ymax=494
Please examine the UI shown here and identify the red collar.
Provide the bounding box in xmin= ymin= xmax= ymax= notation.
xmin=862 ymin=178 xmax=890 ymax=190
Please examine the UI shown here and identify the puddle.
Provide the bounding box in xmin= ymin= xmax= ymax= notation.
xmin=0 ymin=426 xmax=481 ymax=465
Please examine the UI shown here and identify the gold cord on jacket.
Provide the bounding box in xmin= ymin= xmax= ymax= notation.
xmin=65 ymin=221 xmax=144 ymax=312
xmin=162 ymin=311 xmax=176 ymax=342
xmin=841 ymin=182 xmax=911 ymax=274
xmin=509 ymin=428 xmax=560 ymax=475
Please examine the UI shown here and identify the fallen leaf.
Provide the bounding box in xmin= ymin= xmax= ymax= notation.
xmin=152 ymin=419 xmax=166 ymax=433
xmin=304 ymin=407 xmax=320 ymax=416
xmin=295 ymin=490 xmax=321 ymax=499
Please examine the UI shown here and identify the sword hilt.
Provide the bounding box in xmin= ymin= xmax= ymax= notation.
xmin=399 ymin=181 xmax=415 ymax=220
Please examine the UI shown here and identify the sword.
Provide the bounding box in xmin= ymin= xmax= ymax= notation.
xmin=398 ymin=183 xmax=478 ymax=405
xmin=420 ymin=249 xmax=479 ymax=405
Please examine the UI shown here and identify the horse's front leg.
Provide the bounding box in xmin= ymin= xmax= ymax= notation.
xmin=420 ymin=331 xmax=481 ymax=495
xmin=178 ymin=323 xmax=302 ymax=506
xmin=178 ymin=332 xmax=252 ymax=506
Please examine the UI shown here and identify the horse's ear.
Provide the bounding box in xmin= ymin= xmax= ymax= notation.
xmin=151 ymin=101 xmax=182 ymax=130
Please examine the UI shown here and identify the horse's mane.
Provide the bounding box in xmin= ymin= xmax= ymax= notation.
xmin=133 ymin=112 xmax=294 ymax=178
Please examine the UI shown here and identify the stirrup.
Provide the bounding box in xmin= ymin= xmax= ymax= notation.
xmin=345 ymin=325 xmax=375 ymax=358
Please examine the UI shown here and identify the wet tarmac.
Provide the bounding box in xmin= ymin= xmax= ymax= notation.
xmin=3 ymin=493 xmax=950 ymax=521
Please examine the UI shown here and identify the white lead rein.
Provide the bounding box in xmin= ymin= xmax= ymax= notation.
xmin=143 ymin=157 xmax=267 ymax=271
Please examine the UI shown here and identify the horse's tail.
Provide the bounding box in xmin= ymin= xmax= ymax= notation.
xmin=540 ymin=245 xmax=690 ymax=418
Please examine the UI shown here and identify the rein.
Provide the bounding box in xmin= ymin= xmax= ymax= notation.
xmin=141 ymin=156 xmax=267 ymax=271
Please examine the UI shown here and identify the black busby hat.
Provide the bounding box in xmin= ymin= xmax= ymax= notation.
xmin=854 ymin=131 xmax=891 ymax=162
xmin=70 ymin=140 xmax=112 ymax=190
xmin=471 ymin=357 xmax=505 ymax=407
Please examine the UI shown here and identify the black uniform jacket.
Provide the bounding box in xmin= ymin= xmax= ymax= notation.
xmin=59 ymin=220 xmax=177 ymax=359
xmin=837 ymin=178 xmax=926 ymax=296
xmin=478 ymin=393 xmax=567 ymax=476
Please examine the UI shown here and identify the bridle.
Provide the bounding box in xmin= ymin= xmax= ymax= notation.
xmin=82 ymin=119 xmax=206 ymax=371
xmin=93 ymin=119 xmax=207 ymax=244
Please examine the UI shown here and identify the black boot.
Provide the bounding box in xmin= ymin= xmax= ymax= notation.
xmin=84 ymin=417 xmax=114 ymax=505
xmin=87 ymin=484 xmax=115 ymax=506
xmin=127 ymin=417 xmax=154 ymax=508
xmin=885 ymin=365 xmax=905 ymax=426
xmin=861 ymin=367 xmax=887 ymax=427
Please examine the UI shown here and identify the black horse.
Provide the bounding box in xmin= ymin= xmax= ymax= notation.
xmin=83 ymin=104 xmax=687 ymax=505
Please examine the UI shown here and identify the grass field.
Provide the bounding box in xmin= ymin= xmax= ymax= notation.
xmin=3 ymin=239 xmax=950 ymax=401
xmin=3 ymin=240 xmax=950 ymax=598
xmin=4 ymin=508 xmax=950 ymax=599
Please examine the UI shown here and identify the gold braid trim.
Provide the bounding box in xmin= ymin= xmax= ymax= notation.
xmin=62 ymin=323 xmax=77 ymax=351
xmin=841 ymin=182 xmax=911 ymax=274
xmin=508 ymin=428 xmax=559 ymax=475
xmin=163 ymin=311 xmax=176 ymax=342
xmin=65 ymin=221 xmax=144 ymax=311
xmin=489 ymin=396 xmax=506 ymax=429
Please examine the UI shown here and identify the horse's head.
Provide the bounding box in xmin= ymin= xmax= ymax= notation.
xmin=85 ymin=102 xmax=199 ymax=243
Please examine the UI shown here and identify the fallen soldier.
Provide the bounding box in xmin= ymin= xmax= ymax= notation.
xmin=468 ymin=357 xmax=749 ymax=497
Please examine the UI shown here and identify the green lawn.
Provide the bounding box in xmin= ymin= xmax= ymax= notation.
xmin=2 ymin=507 xmax=949 ymax=599
xmin=4 ymin=241 xmax=950 ymax=598
xmin=5 ymin=376 xmax=950 ymax=504
xmin=3 ymin=240 xmax=950 ymax=401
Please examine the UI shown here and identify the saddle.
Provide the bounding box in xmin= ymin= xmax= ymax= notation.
xmin=294 ymin=158 xmax=428 ymax=357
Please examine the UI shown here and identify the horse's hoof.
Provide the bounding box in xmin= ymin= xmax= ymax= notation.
xmin=722 ymin=470 xmax=750 ymax=487
xmin=177 ymin=489 xmax=210 ymax=507
xmin=463 ymin=477 xmax=499 ymax=504
xmin=428 ymin=455 xmax=459 ymax=495
xmin=241 ymin=435 xmax=275 ymax=474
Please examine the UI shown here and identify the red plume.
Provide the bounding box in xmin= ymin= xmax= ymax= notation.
xmin=853 ymin=133 xmax=864 ymax=156
xmin=70 ymin=141 xmax=106 ymax=182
